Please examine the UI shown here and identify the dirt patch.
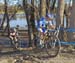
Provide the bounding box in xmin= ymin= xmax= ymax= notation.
xmin=0 ymin=52 xmax=75 ymax=63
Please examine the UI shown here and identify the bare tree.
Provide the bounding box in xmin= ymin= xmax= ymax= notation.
xmin=56 ymin=0 xmax=65 ymax=27
xmin=30 ymin=0 xmax=35 ymax=34
xmin=56 ymin=0 xmax=65 ymax=41
xmin=3 ymin=0 xmax=10 ymax=36
xmin=23 ymin=0 xmax=33 ymax=47
xmin=69 ymin=0 xmax=75 ymax=41
xmin=70 ymin=0 xmax=75 ymax=28
xmin=0 ymin=0 xmax=19 ymax=36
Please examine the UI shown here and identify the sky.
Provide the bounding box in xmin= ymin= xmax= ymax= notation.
xmin=9 ymin=18 xmax=27 ymax=28
xmin=0 ymin=0 xmax=72 ymax=5
xmin=0 ymin=0 xmax=22 ymax=5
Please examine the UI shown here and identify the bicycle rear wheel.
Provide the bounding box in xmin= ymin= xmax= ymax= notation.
xmin=45 ymin=38 xmax=61 ymax=57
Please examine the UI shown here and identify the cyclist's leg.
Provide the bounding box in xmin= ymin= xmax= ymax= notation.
xmin=38 ymin=28 xmax=44 ymax=39
xmin=37 ymin=28 xmax=44 ymax=47
xmin=14 ymin=37 xmax=19 ymax=48
xmin=14 ymin=37 xmax=18 ymax=42
xmin=9 ymin=36 xmax=15 ymax=46
xmin=9 ymin=36 xmax=13 ymax=40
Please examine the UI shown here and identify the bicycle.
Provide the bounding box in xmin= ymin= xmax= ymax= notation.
xmin=33 ymin=26 xmax=61 ymax=58
xmin=9 ymin=28 xmax=19 ymax=49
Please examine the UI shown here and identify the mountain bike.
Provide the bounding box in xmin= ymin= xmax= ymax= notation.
xmin=34 ymin=26 xmax=61 ymax=58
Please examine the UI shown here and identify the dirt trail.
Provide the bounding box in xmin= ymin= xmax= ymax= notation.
xmin=0 ymin=38 xmax=75 ymax=63
xmin=0 ymin=52 xmax=75 ymax=63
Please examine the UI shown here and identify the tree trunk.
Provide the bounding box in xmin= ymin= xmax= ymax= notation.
xmin=30 ymin=0 xmax=35 ymax=34
xmin=23 ymin=0 xmax=33 ymax=47
xmin=0 ymin=13 xmax=6 ymax=29
xmin=46 ymin=0 xmax=50 ymax=14
xmin=30 ymin=0 xmax=36 ymax=47
xmin=69 ymin=0 xmax=75 ymax=41
xmin=70 ymin=0 xmax=75 ymax=28
xmin=5 ymin=0 xmax=10 ymax=36
xmin=56 ymin=0 xmax=65 ymax=27
xmin=56 ymin=0 xmax=65 ymax=41
xmin=51 ymin=0 xmax=56 ymax=11
xmin=40 ymin=0 xmax=46 ymax=17
xmin=3 ymin=0 xmax=10 ymax=36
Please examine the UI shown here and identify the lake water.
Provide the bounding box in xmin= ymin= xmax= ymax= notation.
xmin=0 ymin=14 xmax=67 ymax=29
xmin=0 ymin=14 xmax=28 ymax=29
xmin=10 ymin=18 xmax=27 ymax=28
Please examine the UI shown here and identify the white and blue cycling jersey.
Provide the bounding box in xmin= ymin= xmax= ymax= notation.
xmin=36 ymin=17 xmax=46 ymax=32
xmin=36 ymin=14 xmax=56 ymax=33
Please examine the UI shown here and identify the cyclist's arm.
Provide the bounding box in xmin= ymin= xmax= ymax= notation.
xmin=48 ymin=21 xmax=56 ymax=29
xmin=49 ymin=25 xmax=56 ymax=29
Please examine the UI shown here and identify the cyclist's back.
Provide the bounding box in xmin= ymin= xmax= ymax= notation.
xmin=37 ymin=15 xmax=56 ymax=33
xmin=37 ymin=17 xmax=46 ymax=33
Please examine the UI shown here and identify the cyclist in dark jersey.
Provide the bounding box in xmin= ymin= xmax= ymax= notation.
xmin=9 ymin=28 xmax=18 ymax=42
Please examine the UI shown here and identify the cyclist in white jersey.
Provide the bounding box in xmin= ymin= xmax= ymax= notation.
xmin=46 ymin=13 xmax=56 ymax=30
